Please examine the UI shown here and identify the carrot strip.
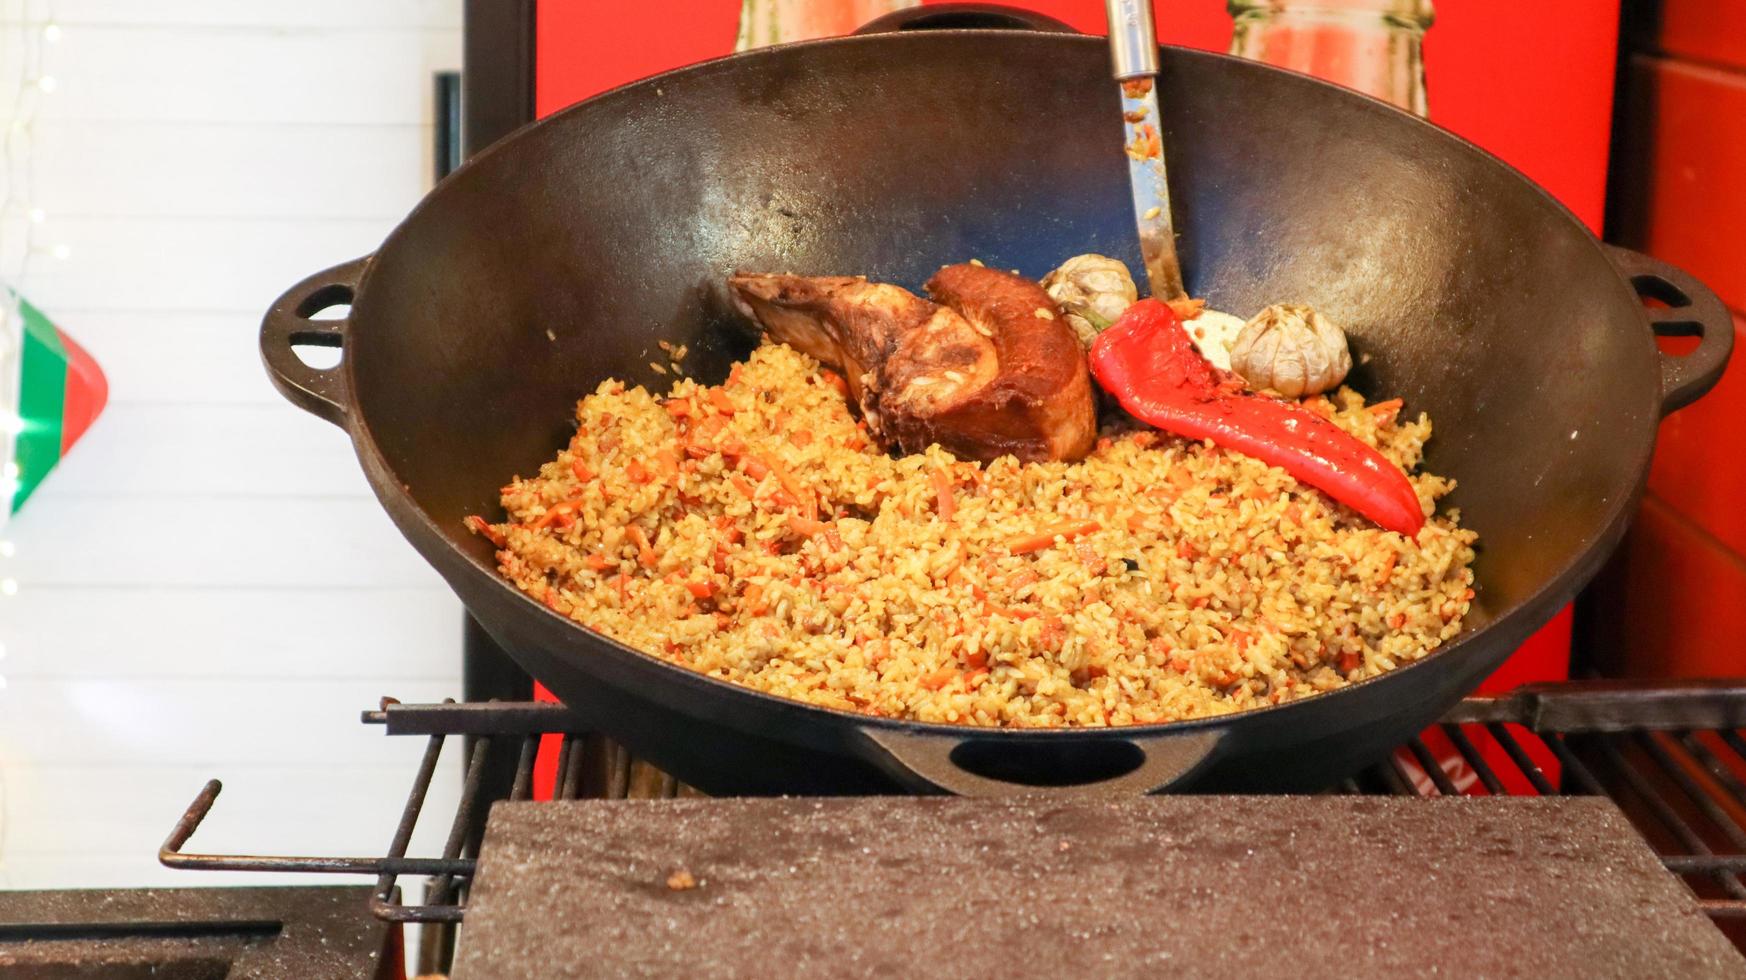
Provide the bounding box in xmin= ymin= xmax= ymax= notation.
xmin=464 ymin=515 xmax=507 ymax=548
xmin=743 ymin=583 xmax=768 ymax=615
xmin=820 ymin=369 xmax=849 ymax=398
xmin=919 ymin=668 xmax=957 ymax=691
xmin=585 ymin=553 xmax=611 ymax=572
xmin=530 ymin=499 xmax=586 ymax=530
xmin=663 ymin=397 xmax=692 ymax=419
xmin=570 ymin=459 xmax=594 ymax=482
xmin=729 ymin=475 xmax=757 ymax=499
xmin=740 ymin=456 xmax=771 ymax=480
xmin=684 ymin=580 xmax=715 ymax=600
xmin=708 ymin=388 xmax=737 ymax=415
xmin=787 ymin=514 xmax=826 ymax=538
xmin=628 ymin=525 xmax=658 ymax=568
xmin=789 ymin=430 xmax=813 ymax=448
xmin=1006 ymin=519 xmax=1101 ymax=555
xmin=625 ymin=459 xmax=651 ymax=484
xmin=931 ymin=467 xmax=956 ymax=522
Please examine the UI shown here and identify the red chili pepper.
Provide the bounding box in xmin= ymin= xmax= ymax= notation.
xmin=1088 ymin=299 xmax=1424 ymax=536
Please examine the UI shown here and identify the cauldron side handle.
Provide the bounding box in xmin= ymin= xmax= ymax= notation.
xmin=1603 ymin=245 xmax=1734 ymax=417
xmin=860 ymin=726 xmax=1224 ymax=797
xmin=260 ymin=255 xmax=371 ymax=428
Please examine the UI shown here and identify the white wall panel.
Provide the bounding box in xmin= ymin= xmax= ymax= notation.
xmin=0 ymin=1 xmax=467 ymax=892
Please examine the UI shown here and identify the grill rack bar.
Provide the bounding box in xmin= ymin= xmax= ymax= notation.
xmin=161 ymin=680 xmax=1746 ymax=929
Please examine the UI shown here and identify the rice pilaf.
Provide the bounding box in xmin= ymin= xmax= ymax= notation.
xmin=480 ymin=343 xmax=1476 ymax=728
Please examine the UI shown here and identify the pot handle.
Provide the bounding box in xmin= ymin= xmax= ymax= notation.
xmin=259 ymin=255 xmax=370 ymax=428
xmin=1603 ymin=245 xmax=1735 ymax=417
xmin=861 ymin=727 xmax=1222 ymax=797
xmin=854 ymin=3 xmax=1078 ymax=35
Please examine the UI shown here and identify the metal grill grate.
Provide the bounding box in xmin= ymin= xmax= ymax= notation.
xmin=161 ymin=681 xmax=1746 ymax=937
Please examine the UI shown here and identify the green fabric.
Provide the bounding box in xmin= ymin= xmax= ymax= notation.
xmin=12 ymin=294 xmax=67 ymax=514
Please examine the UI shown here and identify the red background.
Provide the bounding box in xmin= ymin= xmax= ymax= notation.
xmin=535 ymin=0 xmax=1620 ymax=229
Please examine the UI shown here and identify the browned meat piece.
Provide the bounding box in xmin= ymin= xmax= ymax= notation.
xmin=728 ymin=264 xmax=1096 ymax=463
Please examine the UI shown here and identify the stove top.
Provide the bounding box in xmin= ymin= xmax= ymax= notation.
xmin=0 ymin=886 xmax=397 ymax=979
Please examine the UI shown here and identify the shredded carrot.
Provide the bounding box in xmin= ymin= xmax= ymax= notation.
xmin=729 ymin=474 xmax=757 ymax=499
xmin=1006 ymin=519 xmax=1101 ymax=556
xmin=654 ymin=448 xmax=679 ymax=477
xmin=684 ymin=580 xmax=715 ymax=600
xmin=1375 ymin=550 xmax=1399 ymax=587
xmin=789 ymin=430 xmax=813 ymax=448
xmin=1126 ymin=512 xmax=1149 ymax=533
xmin=625 ymin=459 xmax=651 ymax=484
xmin=570 ymin=459 xmax=594 ymax=482
xmin=663 ymin=397 xmax=692 ymax=419
xmin=1369 ymin=398 xmax=1404 ymax=421
xmin=1176 ymin=539 xmax=1196 ymax=559
xmin=919 ymin=668 xmax=957 ymax=690
xmin=628 ymin=525 xmax=658 ymax=568
xmin=1283 ymin=503 xmax=1303 ymax=526
xmin=531 ymin=499 xmax=585 ymax=530
xmin=787 ymin=514 xmax=827 ymax=538
xmin=1169 ymin=467 xmax=1196 ymax=490
xmin=743 ymin=583 xmax=768 ymax=615
xmin=585 ymin=553 xmax=611 ymax=572
xmin=931 ymin=467 xmax=956 ymax=521
xmin=613 ymin=573 xmax=630 ymax=603
xmin=464 ymin=515 xmax=507 ymax=548
xmin=819 ymin=369 xmax=849 ymax=398
xmin=708 ymin=388 xmax=737 ymax=415
xmin=740 ymin=456 xmax=771 ymax=480
xmin=727 ymin=363 xmax=745 ymax=387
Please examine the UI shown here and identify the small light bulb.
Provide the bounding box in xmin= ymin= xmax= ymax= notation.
xmin=0 ymin=477 xmax=17 ymax=498
xmin=36 ymin=76 xmax=58 ymax=94
xmin=0 ymin=541 xmax=14 ymax=558
xmin=1 ymin=461 xmax=16 ymax=480
xmin=0 ymin=413 xmax=23 ymax=436
xmin=50 ymin=243 xmax=70 ymax=261
xmin=0 ymin=674 xmax=10 ymax=691
xmin=1 ymin=579 xmax=18 ymax=596
xmin=27 ymin=209 xmax=45 ymax=225
xmin=43 ymin=23 xmax=61 ymax=42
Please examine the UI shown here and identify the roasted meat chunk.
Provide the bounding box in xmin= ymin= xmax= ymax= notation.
xmin=727 ymin=263 xmax=1096 ymax=462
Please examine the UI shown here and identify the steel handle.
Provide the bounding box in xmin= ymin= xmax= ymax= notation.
xmin=1105 ymin=0 xmax=1160 ymax=78
xmin=854 ymin=3 xmax=1077 ymax=35
xmin=1603 ymin=245 xmax=1735 ymax=417
xmin=862 ymin=726 xmax=1223 ymax=797
xmin=259 ymin=256 xmax=369 ymax=428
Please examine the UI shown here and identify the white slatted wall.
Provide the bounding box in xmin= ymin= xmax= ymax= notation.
xmin=0 ymin=0 xmax=466 ymax=889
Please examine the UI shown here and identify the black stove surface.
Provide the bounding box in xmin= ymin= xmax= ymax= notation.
xmin=0 ymin=886 xmax=397 ymax=979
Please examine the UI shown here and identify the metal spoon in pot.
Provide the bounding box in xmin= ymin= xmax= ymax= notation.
xmin=1104 ymin=0 xmax=1187 ymax=301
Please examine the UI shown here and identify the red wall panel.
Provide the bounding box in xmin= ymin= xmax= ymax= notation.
xmin=535 ymin=0 xmax=1619 ymax=236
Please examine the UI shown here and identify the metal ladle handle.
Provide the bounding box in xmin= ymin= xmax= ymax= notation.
xmin=1106 ymin=0 xmax=1160 ymax=78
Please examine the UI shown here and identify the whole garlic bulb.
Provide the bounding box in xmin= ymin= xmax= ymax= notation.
xmin=1228 ymin=304 xmax=1352 ymax=398
xmin=1042 ymin=254 xmax=1138 ymax=349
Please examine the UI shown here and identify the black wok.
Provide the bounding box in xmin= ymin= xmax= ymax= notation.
xmin=260 ymin=22 xmax=1730 ymax=795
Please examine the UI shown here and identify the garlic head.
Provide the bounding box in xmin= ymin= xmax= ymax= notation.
xmin=1042 ymin=254 xmax=1138 ymax=349
xmin=1228 ymin=303 xmax=1352 ymax=398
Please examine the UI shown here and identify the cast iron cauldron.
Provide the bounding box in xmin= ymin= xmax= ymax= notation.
xmin=260 ymin=17 xmax=1731 ymax=795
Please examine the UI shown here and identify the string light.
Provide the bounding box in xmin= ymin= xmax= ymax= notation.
xmin=0 ymin=541 xmax=13 ymax=558
xmin=0 ymin=579 xmax=17 ymax=597
xmin=34 ymin=75 xmax=57 ymax=94
xmin=26 ymin=209 xmax=43 ymax=224
xmin=48 ymin=243 xmax=68 ymax=260
xmin=42 ymin=23 xmax=60 ymax=43
xmin=0 ymin=412 xmax=22 ymax=437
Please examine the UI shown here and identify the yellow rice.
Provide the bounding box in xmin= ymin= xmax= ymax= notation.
xmin=480 ymin=343 xmax=1476 ymax=728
